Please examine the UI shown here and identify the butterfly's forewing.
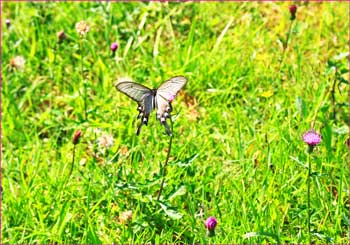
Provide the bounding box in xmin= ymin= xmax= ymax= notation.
xmin=116 ymin=81 xmax=155 ymax=135
xmin=116 ymin=81 xmax=153 ymax=102
xmin=156 ymin=76 xmax=187 ymax=135
xmin=157 ymin=76 xmax=187 ymax=102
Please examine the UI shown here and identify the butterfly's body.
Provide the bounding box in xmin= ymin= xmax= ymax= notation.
xmin=116 ymin=76 xmax=187 ymax=136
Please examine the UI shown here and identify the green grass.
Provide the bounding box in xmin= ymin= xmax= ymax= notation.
xmin=2 ymin=1 xmax=349 ymax=244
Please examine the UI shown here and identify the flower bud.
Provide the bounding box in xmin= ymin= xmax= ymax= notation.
xmin=110 ymin=42 xmax=118 ymax=52
xmin=57 ymin=30 xmax=66 ymax=43
xmin=289 ymin=5 xmax=297 ymax=20
xmin=72 ymin=130 xmax=82 ymax=145
xmin=205 ymin=216 xmax=217 ymax=236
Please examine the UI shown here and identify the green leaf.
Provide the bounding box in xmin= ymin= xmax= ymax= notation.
xmin=322 ymin=122 xmax=332 ymax=156
xmin=333 ymin=52 xmax=349 ymax=60
xmin=333 ymin=125 xmax=348 ymax=135
xmin=175 ymin=153 xmax=199 ymax=167
xmin=243 ymin=231 xmax=280 ymax=243
xmin=295 ymin=96 xmax=307 ymax=118
xmin=159 ymin=203 xmax=183 ymax=220
xmin=168 ymin=185 xmax=186 ymax=201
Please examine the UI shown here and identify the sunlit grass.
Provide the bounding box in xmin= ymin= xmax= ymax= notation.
xmin=2 ymin=2 xmax=349 ymax=244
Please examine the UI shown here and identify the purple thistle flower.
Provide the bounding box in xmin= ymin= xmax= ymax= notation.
xmin=303 ymin=130 xmax=321 ymax=153
xmin=289 ymin=5 xmax=298 ymax=20
xmin=110 ymin=42 xmax=118 ymax=53
xmin=205 ymin=216 xmax=217 ymax=236
xmin=303 ymin=130 xmax=321 ymax=146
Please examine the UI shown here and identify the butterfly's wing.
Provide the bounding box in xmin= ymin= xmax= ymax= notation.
xmin=116 ymin=81 xmax=155 ymax=135
xmin=116 ymin=81 xmax=153 ymax=102
xmin=155 ymin=76 xmax=187 ymax=135
xmin=155 ymin=94 xmax=172 ymax=135
xmin=157 ymin=76 xmax=187 ymax=103
xmin=136 ymin=93 xmax=155 ymax=135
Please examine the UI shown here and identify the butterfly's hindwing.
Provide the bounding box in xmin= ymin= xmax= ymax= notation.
xmin=136 ymin=93 xmax=156 ymax=135
xmin=155 ymin=95 xmax=173 ymax=135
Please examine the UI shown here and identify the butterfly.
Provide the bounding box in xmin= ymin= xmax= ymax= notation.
xmin=116 ymin=76 xmax=187 ymax=136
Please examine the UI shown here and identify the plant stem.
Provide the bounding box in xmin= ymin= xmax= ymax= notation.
xmin=307 ymin=153 xmax=311 ymax=244
xmin=80 ymin=38 xmax=87 ymax=121
xmin=157 ymin=120 xmax=174 ymax=202
xmin=278 ymin=19 xmax=294 ymax=77
xmin=69 ymin=144 xmax=76 ymax=179
xmin=63 ymin=144 xmax=76 ymax=190
xmin=330 ymin=72 xmax=337 ymax=120
xmin=285 ymin=19 xmax=293 ymax=53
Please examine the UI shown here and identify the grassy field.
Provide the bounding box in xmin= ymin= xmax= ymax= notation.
xmin=2 ymin=1 xmax=349 ymax=244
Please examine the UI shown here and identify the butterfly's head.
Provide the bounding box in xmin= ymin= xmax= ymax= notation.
xmin=152 ymin=88 xmax=158 ymax=96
